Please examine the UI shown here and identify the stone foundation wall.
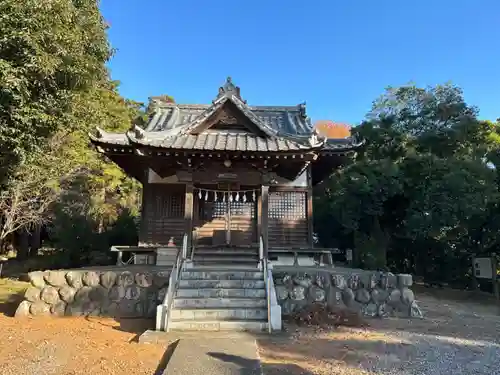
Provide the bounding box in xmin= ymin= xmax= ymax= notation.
xmin=272 ymin=267 xmax=423 ymax=318
xmin=15 ymin=268 xmax=170 ymax=318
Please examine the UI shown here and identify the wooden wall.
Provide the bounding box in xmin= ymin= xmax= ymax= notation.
xmin=139 ymin=183 xmax=186 ymax=246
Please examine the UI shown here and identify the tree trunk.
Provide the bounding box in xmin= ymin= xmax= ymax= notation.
xmin=29 ymin=224 xmax=42 ymax=257
xmin=16 ymin=227 xmax=30 ymax=261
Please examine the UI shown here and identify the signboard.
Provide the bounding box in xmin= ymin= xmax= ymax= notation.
xmin=474 ymin=257 xmax=493 ymax=279
xmin=345 ymin=249 xmax=353 ymax=262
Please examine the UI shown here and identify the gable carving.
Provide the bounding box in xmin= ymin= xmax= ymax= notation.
xmin=190 ymin=100 xmax=266 ymax=136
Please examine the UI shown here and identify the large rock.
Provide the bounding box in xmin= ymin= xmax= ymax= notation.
xmin=135 ymin=272 xmax=153 ymax=288
xmin=29 ymin=271 xmax=46 ymax=289
xmin=100 ymin=271 xmax=117 ymax=289
xmin=362 ymin=303 xmax=378 ymax=317
xmin=410 ymin=300 xmax=424 ymax=318
xmin=15 ymin=300 xmax=31 ymax=317
xmin=331 ymin=274 xmax=347 ymax=290
xmin=293 ymin=274 xmax=313 ymax=288
xmin=290 ymin=285 xmax=306 ymax=301
xmin=109 ymin=285 xmax=126 ymax=302
xmin=66 ymin=271 xmax=83 ymax=289
xmin=116 ymin=271 xmax=134 ymax=287
xmin=326 ymin=287 xmax=343 ymax=309
xmin=371 ymin=288 xmax=388 ymax=304
xmin=342 ymin=288 xmax=355 ymax=305
xmin=355 ymin=289 xmax=371 ymax=304
xmin=25 ymin=287 xmax=41 ymax=303
xmin=44 ymin=271 xmax=68 ymax=287
xmin=30 ymin=301 xmax=51 ymax=316
xmin=125 ymin=285 xmax=142 ymax=300
xmin=387 ymin=289 xmax=402 ymax=306
xmin=50 ymin=301 xmax=67 ymax=317
xmin=82 ymin=271 xmax=100 ymax=287
xmin=307 ymin=285 xmax=326 ymax=303
xmin=275 ymin=285 xmax=289 ymax=301
xmin=89 ymin=286 xmax=109 ymax=303
xmin=40 ymin=286 xmax=60 ymax=305
xmin=59 ymin=286 xmax=76 ymax=303
xmin=347 ymin=274 xmax=360 ymax=290
xmin=397 ymin=274 xmax=413 ymax=288
xmin=74 ymin=286 xmax=92 ymax=304
xmin=401 ymin=288 xmax=415 ymax=305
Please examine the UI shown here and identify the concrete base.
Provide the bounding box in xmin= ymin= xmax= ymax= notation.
xmin=162 ymin=336 xmax=261 ymax=375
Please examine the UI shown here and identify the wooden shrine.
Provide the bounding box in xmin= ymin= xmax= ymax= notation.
xmin=90 ymin=77 xmax=362 ymax=259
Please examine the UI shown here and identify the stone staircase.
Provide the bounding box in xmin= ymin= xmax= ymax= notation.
xmin=191 ymin=246 xmax=259 ymax=267
xmin=167 ymin=267 xmax=269 ymax=332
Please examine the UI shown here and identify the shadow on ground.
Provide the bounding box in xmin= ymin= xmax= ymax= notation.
xmin=208 ymin=351 xmax=315 ymax=375
xmin=0 ymin=279 xmax=28 ymax=317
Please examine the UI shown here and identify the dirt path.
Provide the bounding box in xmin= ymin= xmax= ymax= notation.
xmin=0 ymin=316 xmax=169 ymax=375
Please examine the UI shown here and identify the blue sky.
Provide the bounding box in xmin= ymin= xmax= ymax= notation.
xmin=101 ymin=0 xmax=499 ymax=124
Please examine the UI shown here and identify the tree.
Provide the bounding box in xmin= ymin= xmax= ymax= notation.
xmin=315 ymin=83 xmax=500 ymax=285
xmin=0 ymin=0 xmax=111 ymax=183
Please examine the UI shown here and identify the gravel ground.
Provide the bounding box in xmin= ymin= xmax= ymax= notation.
xmin=258 ymin=293 xmax=500 ymax=375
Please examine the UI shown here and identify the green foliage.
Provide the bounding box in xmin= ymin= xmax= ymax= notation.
xmin=0 ymin=1 xmax=144 ymax=265
xmin=316 ymin=83 xmax=500 ymax=287
xmin=0 ymin=0 xmax=111 ymax=181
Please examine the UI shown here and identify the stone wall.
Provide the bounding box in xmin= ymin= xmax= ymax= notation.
xmin=15 ymin=268 xmax=170 ymax=318
xmin=272 ymin=267 xmax=423 ymax=318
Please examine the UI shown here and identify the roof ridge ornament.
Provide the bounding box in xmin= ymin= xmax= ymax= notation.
xmin=216 ymin=76 xmax=245 ymax=103
xmin=308 ymin=128 xmax=327 ymax=147
xmin=133 ymin=125 xmax=146 ymax=139
xmin=298 ymin=102 xmax=307 ymax=118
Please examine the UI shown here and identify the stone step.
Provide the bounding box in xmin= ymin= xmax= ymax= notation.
xmin=181 ymin=270 xmax=263 ymax=280
xmin=176 ymin=288 xmax=266 ymax=298
xmin=193 ymin=256 xmax=258 ymax=262
xmin=173 ymin=297 xmax=267 ymax=309
xmin=178 ymin=279 xmax=265 ymax=289
xmin=194 ymin=250 xmax=258 ymax=255
xmin=156 ymin=260 xmax=175 ymax=266
xmin=168 ymin=320 xmax=268 ymax=332
xmin=170 ymin=307 xmax=268 ymax=321
xmin=192 ymin=260 xmax=258 ymax=268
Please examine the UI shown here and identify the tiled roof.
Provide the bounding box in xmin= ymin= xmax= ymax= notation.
xmin=129 ymin=131 xmax=310 ymax=152
xmin=89 ymin=78 xmax=363 ymax=153
xmin=144 ymin=103 xmax=313 ymax=137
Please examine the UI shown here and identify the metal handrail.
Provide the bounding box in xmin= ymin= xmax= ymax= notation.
xmin=260 ymin=236 xmax=272 ymax=334
xmin=164 ymin=233 xmax=188 ymax=332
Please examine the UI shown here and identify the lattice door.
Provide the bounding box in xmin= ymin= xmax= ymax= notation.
xmin=268 ymin=191 xmax=308 ymax=246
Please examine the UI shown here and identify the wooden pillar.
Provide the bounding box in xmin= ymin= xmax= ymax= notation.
xmin=184 ymin=183 xmax=194 ymax=256
xmin=256 ymin=193 xmax=262 ymax=243
xmin=306 ymin=166 xmax=314 ymax=247
xmin=261 ymin=185 xmax=269 ymax=256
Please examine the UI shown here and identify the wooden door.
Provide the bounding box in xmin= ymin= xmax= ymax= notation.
xmin=194 ymin=190 xmax=257 ymax=247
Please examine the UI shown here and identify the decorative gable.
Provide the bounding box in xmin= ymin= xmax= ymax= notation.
xmin=189 ymin=100 xmax=267 ymax=136
xmin=183 ymin=77 xmax=277 ymax=138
